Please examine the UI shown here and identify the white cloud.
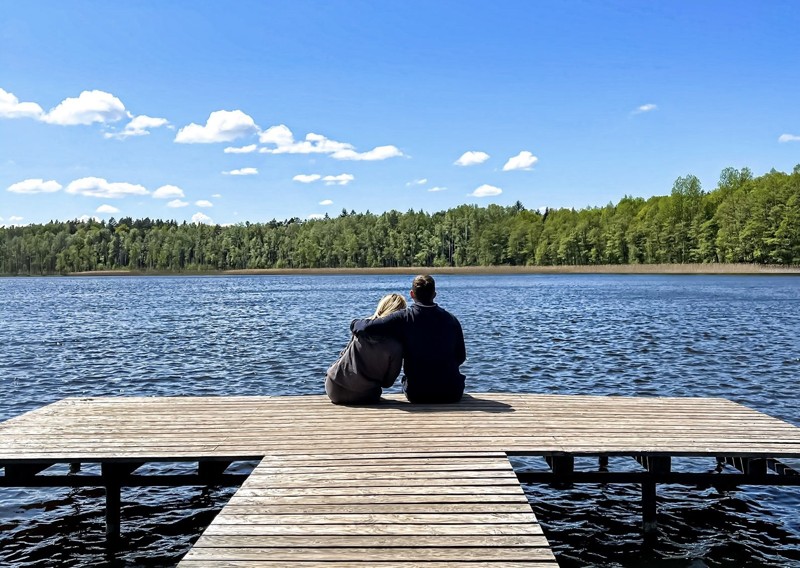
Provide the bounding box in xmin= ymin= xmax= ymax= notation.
xmin=406 ymin=178 xmax=428 ymax=186
xmin=307 ymin=213 xmax=325 ymax=220
xmin=469 ymin=184 xmax=502 ymax=197
xmin=175 ymin=110 xmax=258 ymax=143
xmin=455 ymin=151 xmax=490 ymax=166
xmin=261 ymin=128 xmax=353 ymax=155
xmin=293 ymin=174 xmax=322 ymax=183
xmin=224 ymin=144 xmax=258 ymax=154
xmin=211 ymin=193 xmax=222 ymax=198
xmin=7 ymin=178 xmax=62 ymax=194
xmin=195 ymin=200 xmax=213 ymax=208
xmin=105 ymin=114 xmax=169 ymax=139
xmin=222 ymin=167 xmax=258 ymax=176
xmin=77 ymin=214 xmax=100 ymax=223
xmin=778 ymin=134 xmax=800 ymax=143
xmin=65 ymin=177 xmax=149 ymax=198
xmin=259 ymin=124 xmax=295 ymax=147
xmin=96 ymin=204 xmax=120 ymax=214
xmin=166 ymin=199 xmax=188 ymax=208
xmin=502 ymin=151 xmax=539 ymax=171
xmin=633 ymin=103 xmax=657 ymax=114
xmin=259 ymin=125 xmax=403 ymax=161
xmin=537 ymin=206 xmax=548 ymax=215
xmin=9 ymin=215 xmax=24 ymax=223
xmin=42 ymin=90 xmax=127 ymax=125
xmin=152 ymin=185 xmax=185 ymax=199
xmin=331 ymin=145 xmax=403 ymax=161
xmin=427 ymin=186 xmax=447 ymax=192
xmin=323 ymin=174 xmax=354 ymax=186
xmin=0 ymin=88 xmax=44 ymax=119
xmin=319 ymin=199 xmax=333 ymax=205
xmin=191 ymin=212 xmax=214 ymax=224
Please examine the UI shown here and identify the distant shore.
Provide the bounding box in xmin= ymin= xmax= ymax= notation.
xmin=66 ymin=264 xmax=800 ymax=277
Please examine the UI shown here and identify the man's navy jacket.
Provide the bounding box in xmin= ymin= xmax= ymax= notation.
xmin=351 ymin=302 xmax=466 ymax=403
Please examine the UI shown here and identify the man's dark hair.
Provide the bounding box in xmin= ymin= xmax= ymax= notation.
xmin=412 ymin=274 xmax=436 ymax=305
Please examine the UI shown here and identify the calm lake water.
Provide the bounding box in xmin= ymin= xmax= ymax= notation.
xmin=1 ymin=274 xmax=799 ymax=567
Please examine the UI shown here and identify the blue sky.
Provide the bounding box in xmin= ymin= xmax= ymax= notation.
xmin=1 ymin=1 xmax=798 ymax=226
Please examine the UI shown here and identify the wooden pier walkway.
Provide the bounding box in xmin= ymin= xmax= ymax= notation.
xmin=3 ymin=393 xmax=800 ymax=566
xmin=181 ymin=454 xmax=554 ymax=566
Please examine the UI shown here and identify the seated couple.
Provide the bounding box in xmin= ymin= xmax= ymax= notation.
xmin=325 ymin=274 xmax=466 ymax=404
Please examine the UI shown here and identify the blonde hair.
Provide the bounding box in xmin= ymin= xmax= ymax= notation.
xmin=371 ymin=293 xmax=407 ymax=319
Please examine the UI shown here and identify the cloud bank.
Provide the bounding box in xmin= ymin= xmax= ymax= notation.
xmin=469 ymin=184 xmax=502 ymax=197
xmin=293 ymin=174 xmax=322 ymax=183
xmin=502 ymin=151 xmax=538 ymax=171
xmin=0 ymin=88 xmax=44 ymax=119
xmin=259 ymin=125 xmax=402 ymax=161
xmin=43 ymin=90 xmax=128 ymax=125
xmin=175 ymin=110 xmax=259 ymax=143
xmin=223 ymin=167 xmax=258 ymax=176
xmin=293 ymin=173 xmax=354 ymax=185
xmin=152 ymin=185 xmax=185 ymax=199
xmin=106 ymin=114 xmax=169 ymax=139
xmin=65 ymin=177 xmax=149 ymax=198
xmin=633 ymin=103 xmax=657 ymax=114
xmin=191 ymin=212 xmax=214 ymax=224
xmin=7 ymin=179 xmax=62 ymax=194
xmin=455 ymin=151 xmax=490 ymax=166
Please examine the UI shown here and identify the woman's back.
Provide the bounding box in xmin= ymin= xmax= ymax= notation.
xmin=325 ymin=334 xmax=403 ymax=404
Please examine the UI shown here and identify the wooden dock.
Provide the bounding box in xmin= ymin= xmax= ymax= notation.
xmin=3 ymin=393 xmax=800 ymax=566
xmin=181 ymin=454 xmax=553 ymax=566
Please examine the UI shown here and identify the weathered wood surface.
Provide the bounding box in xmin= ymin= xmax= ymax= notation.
xmin=179 ymin=454 xmax=557 ymax=566
xmin=2 ymin=393 xmax=800 ymax=461
xmin=4 ymin=393 xmax=800 ymax=566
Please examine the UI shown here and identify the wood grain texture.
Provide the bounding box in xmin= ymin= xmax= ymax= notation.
xmin=3 ymin=392 xmax=800 ymax=566
xmin=181 ymin=454 xmax=556 ymax=566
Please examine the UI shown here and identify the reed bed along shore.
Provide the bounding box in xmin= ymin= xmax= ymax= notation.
xmin=66 ymin=264 xmax=800 ymax=277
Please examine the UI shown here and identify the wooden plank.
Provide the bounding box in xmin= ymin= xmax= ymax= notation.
xmin=180 ymin=546 xmax=558 ymax=561
xmin=180 ymin=562 xmax=557 ymax=567
xmin=205 ymin=513 xmax=540 ymax=525
xmin=200 ymin=523 xmax=545 ymax=537
xmin=232 ymin=486 xmax=528 ymax=496
xmin=226 ymin=494 xmax=532 ymax=505
xmin=217 ymin=504 xmax=536 ymax=514
xmin=192 ymin=535 xmax=550 ymax=547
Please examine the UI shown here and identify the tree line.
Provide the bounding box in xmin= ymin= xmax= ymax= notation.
xmin=2 ymin=165 xmax=799 ymax=275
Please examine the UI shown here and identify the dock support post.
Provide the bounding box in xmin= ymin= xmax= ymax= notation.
xmin=101 ymin=461 xmax=144 ymax=546
xmin=545 ymin=455 xmax=574 ymax=488
xmin=635 ymin=455 xmax=670 ymax=535
xmin=105 ymin=481 xmax=121 ymax=546
xmin=199 ymin=460 xmax=232 ymax=481
xmin=642 ymin=480 xmax=657 ymax=535
xmin=545 ymin=455 xmax=574 ymax=475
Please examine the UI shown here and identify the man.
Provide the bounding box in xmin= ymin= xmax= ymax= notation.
xmin=351 ymin=274 xmax=466 ymax=403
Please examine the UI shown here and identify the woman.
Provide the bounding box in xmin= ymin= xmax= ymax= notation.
xmin=325 ymin=293 xmax=406 ymax=404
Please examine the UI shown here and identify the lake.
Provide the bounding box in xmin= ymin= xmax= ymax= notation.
xmin=1 ymin=274 xmax=799 ymax=566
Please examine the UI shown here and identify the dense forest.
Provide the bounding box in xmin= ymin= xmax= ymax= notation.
xmin=2 ymin=166 xmax=799 ymax=275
